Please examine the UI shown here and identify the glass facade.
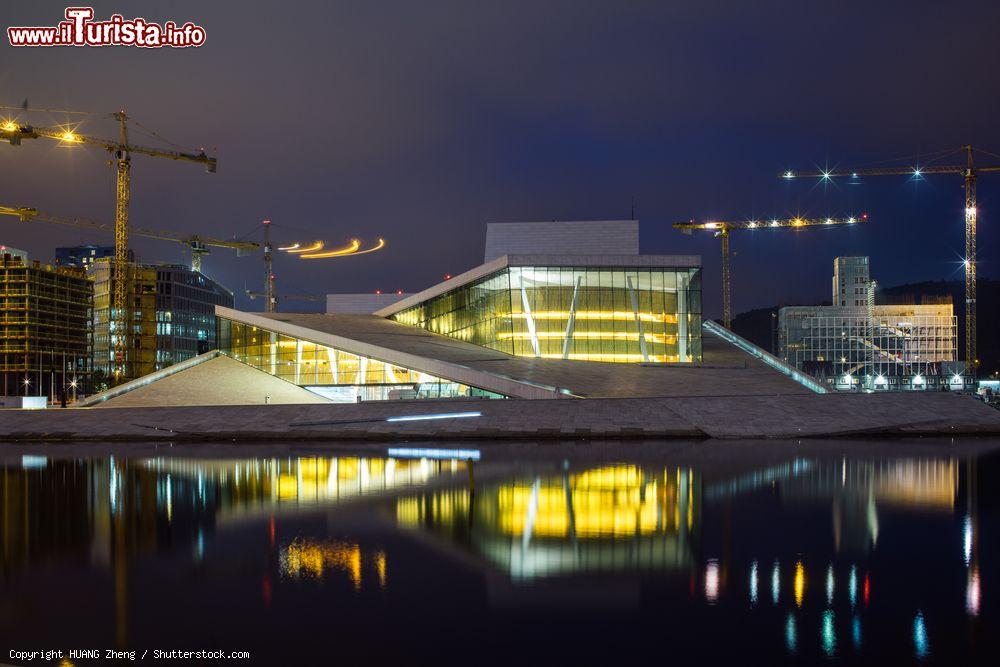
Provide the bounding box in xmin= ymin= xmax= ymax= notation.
xmin=217 ymin=316 xmax=505 ymax=402
xmin=779 ymin=306 xmax=961 ymax=391
xmin=391 ymin=266 xmax=702 ymax=363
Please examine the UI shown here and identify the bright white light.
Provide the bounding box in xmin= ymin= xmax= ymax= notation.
xmin=963 ymin=258 xmax=971 ymax=268
xmin=913 ymin=168 xmax=922 ymax=177
xmin=747 ymin=220 xmax=758 ymax=228
xmin=848 ymin=217 xmax=856 ymax=223
xmin=913 ymin=374 xmax=924 ymax=385
xmin=825 ymin=218 xmax=833 ymax=224
xmin=851 ymin=172 xmax=859 ymax=178
xmin=783 ymin=171 xmax=795 ymax=179
xmin=705 ymin=559 xmax=720 ymax=602
xmin=821 ymin=171 xmax=832 ymax=180
xmin=966 ymin=206 xmax=977 ymax=217
xmin=705 ymin=222 xmax=719 ymax=229
xmin=385 ymin=411 xmax=482 ymax=423
xmin=387 ymin=447 xmax=481 ymax=461
xmin=967 ymin=567 xmax=981 ymax=617
xmin=771 ymin=220 xmax=780 ymax=227
xmin=964 ymin=515 xmax=973 ymax=566
xmin=21 ymin=455 xmax=48 ymax=469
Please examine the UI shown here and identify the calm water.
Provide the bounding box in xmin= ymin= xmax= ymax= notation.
xmin=1 ymin=439 xmax=998 ymax=665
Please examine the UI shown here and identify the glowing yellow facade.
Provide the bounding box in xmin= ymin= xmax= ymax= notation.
xmin=391 ymin=266 xmax=702 ymax=363
xmin=217 ymin=317 xmax=506 ymax=401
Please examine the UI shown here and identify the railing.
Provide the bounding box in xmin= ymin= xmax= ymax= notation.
xmin=703 ymin=320 xmax=828 ymax=394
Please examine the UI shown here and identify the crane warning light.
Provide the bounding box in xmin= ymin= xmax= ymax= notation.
xmin=862 ymin=213 xmax=868 ymax=219
xmin=376 ymin=289 xmax=382 ymax=295
xmin=396 ymin=290 xmax=403 ymax=295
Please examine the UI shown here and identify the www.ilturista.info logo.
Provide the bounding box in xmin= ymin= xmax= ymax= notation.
xmin=8 ymin=7 xmax=206 ymax=48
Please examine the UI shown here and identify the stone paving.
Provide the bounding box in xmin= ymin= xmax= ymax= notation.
xmin=0 ymin=391 xmax=997 ymax=442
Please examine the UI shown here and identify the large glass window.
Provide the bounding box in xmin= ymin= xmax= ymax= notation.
xmin=217 ymin=316 xmax=506 ymax=402
xmin=391 ymin=266 xmax=702 ymax=362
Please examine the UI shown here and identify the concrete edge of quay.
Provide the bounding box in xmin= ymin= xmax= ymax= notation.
xmin=0 ymin=392 xmax=998 ymax=442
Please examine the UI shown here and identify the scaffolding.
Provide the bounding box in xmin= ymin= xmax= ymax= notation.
xmin=0 ymin=252 xmax=92 ymax=398
xmin=89 ymin=259 xmax=156 ymax=383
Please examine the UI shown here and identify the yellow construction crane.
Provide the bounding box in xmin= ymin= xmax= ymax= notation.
xmin=0 ymin=205 xmax=258 ymax=272
xmin=782 ymin=145 xmax=1000 ymax=375
xmin=0 ymin=111 xmax=217 ymax=378
xmin=674 ymin=215 xmax=866 ymax=328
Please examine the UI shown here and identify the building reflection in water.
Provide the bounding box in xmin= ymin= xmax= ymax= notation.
xmin=0 ymin=454 xmax=462 ymax=646
xmin=279 ymin=537 xmax=387 ymax=591
xmin=711 ymin=456 xmax=972 ymax=661
xmin=395 ymin=465 xmax=701 ymax=581
xmin=0 ymin=449 xmax=986 ymax=660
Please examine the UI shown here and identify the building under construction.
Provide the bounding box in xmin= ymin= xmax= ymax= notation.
xmin=0 ymin=249 xmax=92 ymax=398
xmin=779 ymin=257 xmax=968 ymax=391
xmin=89 ymin=260 xmax=234 ymax=383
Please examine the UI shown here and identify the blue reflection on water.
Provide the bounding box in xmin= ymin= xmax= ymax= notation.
xmin=913 ymin=611 xmax=930 ymax=660
xmin=852 ymin=615 xmax=862 ymax=651
xmin=785 ymin=614 xmax=797 ymax=654
xmin=821 ymin=610 xmax=836 ymax=657
xmin=772 ymin=560 xmax=780 ymax=605
xmin=749 ymin=559 xmax=758 ymax=605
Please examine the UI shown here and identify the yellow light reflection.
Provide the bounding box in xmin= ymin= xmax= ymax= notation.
xmin=61 ymin=131 xmax=78 ymax=142
xmin=794 ymin=561 xmax=805 ymax=607
xmin=280 ymin=538 xmax=363 ymax=589
xmin=299 ymin=238 xmax=362 ymax=259
xmin=285 ymin=241 xmax=324 ymax=254
xmin=375 ymin=550 xmax=388 ymax=589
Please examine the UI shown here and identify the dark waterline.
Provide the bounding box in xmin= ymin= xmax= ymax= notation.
xmin=1 ymin=438 xmax=998 ymax=666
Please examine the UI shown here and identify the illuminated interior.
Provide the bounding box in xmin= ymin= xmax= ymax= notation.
xmin=217 ymin=316 xmax=506 ymax=401
xmin=391 ymin=266 xmax=703 ymax=363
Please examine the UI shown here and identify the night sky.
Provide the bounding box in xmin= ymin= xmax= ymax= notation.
xmin=2 ymin=0 xmax=999 ymax=316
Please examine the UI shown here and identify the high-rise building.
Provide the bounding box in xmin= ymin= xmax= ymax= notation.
xmin=780 ymin=256 xmax=966 ymax=391
xmin=832 ymin=256 xmax=870 ymax=307
xmin=89 ymin=260 xmax=234 ymax=382
xmin=0 ymin=250 xmax=92 ymax=398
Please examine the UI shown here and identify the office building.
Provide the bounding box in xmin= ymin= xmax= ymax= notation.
xmin=780 ymin=256 xmax=965 ymax=391
xmin=89 ymin=260 xmax=234 ymax=382
xmin=0 ymin=250 xmax=91 ymax=398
